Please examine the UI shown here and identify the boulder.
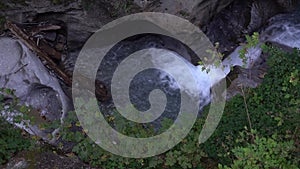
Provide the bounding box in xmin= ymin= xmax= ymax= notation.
xmin=0 ymin=37 xmax=72 ymax=143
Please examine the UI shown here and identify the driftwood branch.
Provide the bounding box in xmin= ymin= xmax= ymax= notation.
xmin=6 ymin=21 xmax=72 ymax=84
xmin=36 ymin=38 xmax=62 ymax=60
xmin=6 ymin=21 xmax=110 ymax=101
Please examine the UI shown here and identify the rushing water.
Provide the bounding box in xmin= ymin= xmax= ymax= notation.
xmin=145 ymin=7 xmax=300 ymax=119
xmin=1 ymin=8 xmax=300 ymax=140
xmin=261 ymin=10 xmax=300 ymax=48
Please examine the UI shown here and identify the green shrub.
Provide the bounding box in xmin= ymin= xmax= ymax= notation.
xmin=0 ymin=118 xmax=32 ymax=164
xmin=201 ymin=44 xmax=300 ymax=165
xmin=0 ymin=88 xmax=34 ymax=164
xmin=0 ymin=89 xmax=30 ymax=164
xmin=219 ymin=130 xmax=299 ymax=169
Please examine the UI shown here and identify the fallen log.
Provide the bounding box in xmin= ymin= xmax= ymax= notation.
xmin=6 ymin=21 xmax=72 ymax=84
xmin=5 ymin=21 xmax=110 ymax=101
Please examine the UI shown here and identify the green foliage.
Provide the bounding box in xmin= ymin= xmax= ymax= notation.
xmin=238 ymin=32 xmax=260 ymax=66
xmin=198 ymin=42 xmax=225 ymax=73
xmin=199 ymin=44 xmax=300 ymax=166
xmin=257 ymin=45 xmax=300 ymax=130
xmin=219 ymin=130 xmax=298 ymax=169
xmin=0 ymin=118 xmax=32 ymax=164
xmin=199 ymin=32 xmax=260 ymax=73
xmin=0 ymin=89 xmax=32 ymax=164
xmin=56 ymin=110 xmax=205 ymax=168
xmin=0 ymin=88 xmax=34 ymax=123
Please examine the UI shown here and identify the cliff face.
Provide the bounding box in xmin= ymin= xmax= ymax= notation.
xmin=1 ymin=0 xmax=297 ymax=60
xmin=0 ymin=0 xmax=235 ymax=60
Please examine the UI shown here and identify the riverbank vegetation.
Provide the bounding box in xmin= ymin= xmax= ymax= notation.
xmin=0 ymin=44 xmax=299 ymax=168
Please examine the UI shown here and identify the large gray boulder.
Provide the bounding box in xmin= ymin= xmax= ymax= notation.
xmin=0 ymin=37 xmax=72 ymax=143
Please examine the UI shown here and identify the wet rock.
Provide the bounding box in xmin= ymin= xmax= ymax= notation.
xmin=261 ymin=9 xmax=300 ymax=48
xmin=135 ymin=0 xmax=235 ymax=25
xmin=276 ymin=0 xmax=300 ymax=11
xmin=26 ymin=84 xmax=62 ymax=122
xmin=0 ymin=38 xmax=22 ymax=75
xmin=133 ymin=0 xmax=154 ymax=9
xmin=5 ymin=158 xmax=28 ymax=169
xmin=204 ymin=0 xmax=287 ymax=54
xmin=3 ymin=150 xmax=93 ymax=169
xmin=226 ymin=64 xmax=268 ymax=99
xmin=0 ymin=0 xmax=235 ymax=65
xmin=0 ymin=0 xmax=115 ymax=68
xmin=205 ymin=0 xmax=252 ymax=54
xmin=246 ymin=0 xmax=283 ymax=33
xmin=0 ymin=37 xmax=72 ymax=143
xmin=0 ymin=0 xmax=298 ymax=66
xmin=43 ymin=31 xmax=57 ymax=42
xmin=190 ymin=0 xmax=235 ymax=26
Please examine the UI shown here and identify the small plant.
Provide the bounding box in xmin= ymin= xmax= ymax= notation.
xmin=198 ymin=42 xmax=225 ymax=73
xmin=0 ymin=88 xmax=34 ymax=124
xmin=238 ymin=32 xmax=260 ymax=66
xmin=199 ymin=32 xmax=260 ymax=72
